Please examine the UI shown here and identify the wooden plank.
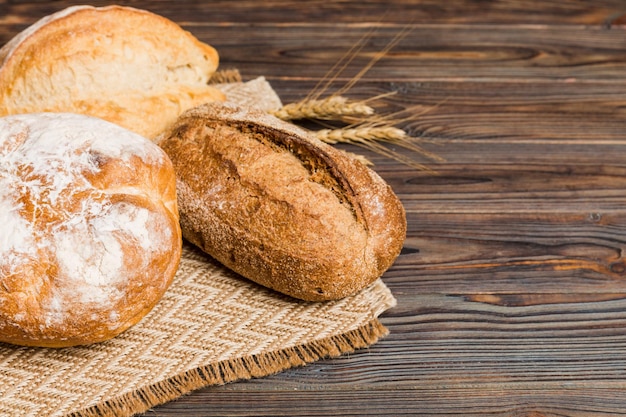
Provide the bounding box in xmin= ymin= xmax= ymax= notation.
xmin=190 ymin=24 xmax=626 ymax=83
xmin=394 ymin=164 xmax=626 ymax=210
xmin=149 ymin=390 xmax=626 ymax=416
xmin=3 ymin=0 xmax=626 ymax=26
xmin=140 ymin=388 xmax=626 ymax=416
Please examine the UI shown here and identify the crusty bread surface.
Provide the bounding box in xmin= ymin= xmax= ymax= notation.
xmin=0 ymin=113 xmax=182 ymax=347
xmin=0 ymin=5 xmax=224 ymax=139
xmin=157 ymin=102 xmax=406 ymax=301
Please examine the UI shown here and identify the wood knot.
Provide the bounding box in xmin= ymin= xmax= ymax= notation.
xmin=610 ymin=261 xmax=626 ymax=274
xmin=588 ymin=212 xmax=602 ymax=223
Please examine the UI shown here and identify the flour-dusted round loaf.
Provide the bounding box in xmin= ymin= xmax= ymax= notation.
xmin=157 ymin=102 xmax=406 ymax=301
xmin=0 ymin=113 xmax=182 ymax=347
xmin=0 ymin=5 xmax=224 ymax=139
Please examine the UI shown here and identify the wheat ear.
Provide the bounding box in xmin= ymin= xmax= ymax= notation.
xmin=316 ymin=126 xmax=407 ymax=144
xmin=208 ymin=68 xmax=243 ymax=84
xmin=276 ymin=24 xmax=443 ymax=170
xmin=272 ymin=96 xmax=374 ymax=122
xmin=313 ymin=125 xmax=440 ymax=171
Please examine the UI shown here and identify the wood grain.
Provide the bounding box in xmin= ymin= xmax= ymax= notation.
xmin=2 ymin=1 xmax=626 ymax=415
xmin=3 ymin=0 xmax=626 ymax=25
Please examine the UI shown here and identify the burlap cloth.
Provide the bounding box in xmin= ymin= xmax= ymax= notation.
xmin=0 ymin=76 xmax=397 ymax=417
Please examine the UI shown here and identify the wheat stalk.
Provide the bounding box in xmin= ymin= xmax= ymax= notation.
xmin=338 ymin=149 xmax=374 ymax=166
xmin=208 ymin=68 xmax=243 ymax=84
xmin=275 ymin=25 xmax=445 ymax=170
xmin=275 ymin=93 xmax=446 ymax=170
xmin=272 ymin=96 xmax=374 ymax=122
xmin=316 ymin=126 xmax=406 ymax=144
xmin=313 ymin=123 xmax=442 ymax=171
xmin=306 ymin=25 xmax=413 ymax=102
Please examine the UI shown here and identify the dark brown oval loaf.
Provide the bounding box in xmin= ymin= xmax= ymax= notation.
xmin=156 ymin=102 xmax=406 ymax=301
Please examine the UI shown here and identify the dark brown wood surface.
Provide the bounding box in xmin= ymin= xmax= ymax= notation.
xmin=3 ymin=1 xmax=626 ymax=415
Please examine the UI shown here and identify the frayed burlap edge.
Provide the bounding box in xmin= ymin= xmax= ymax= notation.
xmin=66 ymin=319 xmax=389 ymax=417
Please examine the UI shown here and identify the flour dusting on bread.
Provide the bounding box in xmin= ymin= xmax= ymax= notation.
xmin=0 ymin=113 xmax=182 ymax=347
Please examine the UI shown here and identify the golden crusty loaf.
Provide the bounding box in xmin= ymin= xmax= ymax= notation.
xmin=157 ymin=102 xmax=406 ymax=301
xmin=0 ymin=112 xmax=182 ymax=347
xmin=0 ymin=5 xmax=224 ymax=139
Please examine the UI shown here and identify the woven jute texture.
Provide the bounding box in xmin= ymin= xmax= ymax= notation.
xmin=0 ymin=76 xmax=398 ymax=417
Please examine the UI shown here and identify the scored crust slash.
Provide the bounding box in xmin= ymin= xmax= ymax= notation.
xmin=157 ymin=102 xmax=406 ymax=301
xmin=0 ymin=5 xmax=406 ymax=347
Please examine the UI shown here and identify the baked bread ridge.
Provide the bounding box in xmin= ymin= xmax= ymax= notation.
xmin=0 ymin=112 xmax=182 ymax=347
xmin=157 ymin=102 xmax=406 ymax=301
xmin=0 ymin=5 xmax=224 ymax=139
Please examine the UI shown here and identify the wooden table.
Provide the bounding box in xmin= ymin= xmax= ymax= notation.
xmin=3 ymin=1 xmax=626 ymax=415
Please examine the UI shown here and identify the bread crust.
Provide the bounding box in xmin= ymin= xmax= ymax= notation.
xmin=157 ymin=102 xmax=406 ymax=301
xmin=0 ymin=5 xmax=224 ymax=139
xmin=0 ymin=113 xmax=182 ymax=347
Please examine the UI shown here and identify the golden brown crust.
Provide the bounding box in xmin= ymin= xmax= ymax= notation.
xmin=0 ymin=5 xmax=224 ymax=139
xmin=157 ymin=102 xmax=406 ymax=301
xmin=0 ymin=113 xmax=182 ymax=347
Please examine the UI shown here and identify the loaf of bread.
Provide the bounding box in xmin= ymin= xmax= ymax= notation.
xmin=0 ymin=113 xmax=182 ymax=347
xmin=0 ymin=5 xmax=224 ymax=140
xmin=157 ymin=102 xmax=406 ymax=301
